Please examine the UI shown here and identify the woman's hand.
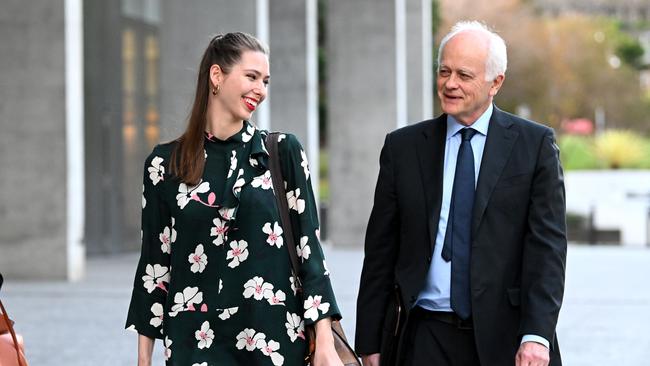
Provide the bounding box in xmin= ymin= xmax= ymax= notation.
xmin=312 ymin=318 xmax=344 ymax=366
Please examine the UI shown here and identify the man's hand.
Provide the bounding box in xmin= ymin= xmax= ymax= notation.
xmin=361 ymin=353 xmax=380 ymax=366
xmin=515 ymin=341 xmax=550 ymax=366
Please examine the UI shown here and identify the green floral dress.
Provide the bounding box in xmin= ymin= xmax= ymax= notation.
xmin=126 ymin=122 xmax=340 ymax=366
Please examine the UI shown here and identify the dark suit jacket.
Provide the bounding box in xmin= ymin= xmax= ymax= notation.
xmin=355 ymin=107 xmax=567 ymax=366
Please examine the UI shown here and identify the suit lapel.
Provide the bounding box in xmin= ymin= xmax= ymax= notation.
xmin=415 ymin=116 xmax=447 ymax=255
xmin=472 ymin=107 xmax=518 ymax=234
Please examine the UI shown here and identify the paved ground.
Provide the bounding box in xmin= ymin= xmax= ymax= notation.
xmin=1 ymin=244 xmax=649 ymax=365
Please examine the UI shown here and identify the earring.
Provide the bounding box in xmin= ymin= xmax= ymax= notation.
xmin=212 ymin=84 xmax=220 ymax=96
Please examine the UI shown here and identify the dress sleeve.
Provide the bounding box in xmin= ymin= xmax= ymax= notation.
xmin=125 ymin=148 xmax=172 ymax=339
xmin=278 ymin=134 xmax=341 ymax=326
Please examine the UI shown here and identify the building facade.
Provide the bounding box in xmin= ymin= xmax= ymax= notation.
xmin=0 ymin=0 xmax=434 ymax=279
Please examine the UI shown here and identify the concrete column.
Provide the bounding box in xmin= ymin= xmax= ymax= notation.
xmin=0 ymin=0 xmax=74 ymax=279
xmin=84 ymin=0 xmax=124 ymax=255
xmin=158 ymin=0 xmax=257 ymax=141
xmin=64 ymin=0 xmax=85 ymax=280
xmin=407 ymin=0 xmax=433 ymax=122
xmin=327 ymin=0 xmax=398 ymax=247
xmin=269 ymin=0 xmax=319 ymax=199
xmin=327 ymin=0 xmax=432 ymax=247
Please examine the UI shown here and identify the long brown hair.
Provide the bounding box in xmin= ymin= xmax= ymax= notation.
xmin=169 ymin=32 xmax=269 ymax=185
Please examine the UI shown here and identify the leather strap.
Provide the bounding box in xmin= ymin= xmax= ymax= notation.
xmin=265 ymin=133 xmax=361 ymax=366
xmin=0 ymin=273 xmax=25 ymax=366
xmin=0 ymin=300 xmax=24 ymax=366
xmin=266 ymin=133 xmax=303 ymax=291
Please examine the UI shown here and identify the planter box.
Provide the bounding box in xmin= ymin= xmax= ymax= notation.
xmin=565 ymin=170 xmax=650 ymax=247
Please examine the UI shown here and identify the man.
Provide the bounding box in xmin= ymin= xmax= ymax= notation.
xmin=355 ymin=21 xmax=566 ymax=366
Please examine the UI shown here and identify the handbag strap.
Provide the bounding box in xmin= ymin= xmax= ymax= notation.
xmin=266 ymin=136 xmax=362 ymax=366
xmin=266 ymin=132 xmax=303 ymax=291
xmin=0 ymin=300 xmax=25 ymax=366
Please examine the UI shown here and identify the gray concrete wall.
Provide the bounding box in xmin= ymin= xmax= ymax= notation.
xmin=269 ymin=0 xmax=308 ymax=143
xmin=327 ymin=0 xmax=399 ymax=247
xmin=406 ymin=0 xmax=432 ymax=123
xmin=0 ymin=0 xmax=68 ymax=279
xmin=84 ymin=0 xmax=125 ymax=254
xmin=327 ymin=0 xmax=432 ymax=247
xmin=158 ymin=0 xmax=257 ymax=142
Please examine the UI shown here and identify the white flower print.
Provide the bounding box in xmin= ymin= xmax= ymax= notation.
xmin=126 ymin=324 xmax=136 ymax=332
xmin=211 ymin=218 xmax=228 ymax=246
xmin=227 ymin=151 xmax=237 ymax=178
xmin=219 ymin=206 xmax=235 ymax=221
xmin=242 ymin=124 xmax=255 ymax=142
xmin=159 ymin=224 xmax=176 ymax=254
xmin=142 ymin=184 xmax=146 ymax=208
xmin=262 ymin=222 xmax=284 ymax=248
xmin=176 ymin=181 xmax=210 ymax=209
xmin=148 ymin=156 xmax=165 ymax=185
xmin=251 ymin=170 xmax=273 ymax=190
xmin=142 ymin=264 xmax=170 ymax=293
xmin=249 ymin=157 xmax=259 ymax=168
xmin=259 ymin=339 xmax=285 ymax=366
xmin=300 ymin=150 xmax=310 ymax=180
xmin=195 ymin=321 xmax=215 ymax=349
xmin=286 ymin=188 xmax=305 ymax=214
xmin=323 ymin=260 xmax=330 ymax=276
xmin=218 ymin=279 xmax=223 ymax=294
xmin=169 ymin=287 xmax=203 ymax=317
xmin=285 ymin=312 xmax=305 ymax=342
xmin=164 ymin=336 xmax=173 ymax=361
xmin=226 ymin=240 xmax=249 ymax=268
xmin=277 ymin=134 xmax=286 ymax=142
xmin=149 ymin=303 xmax=164 ymax=328
xmin=289 ymin=276 xmax=298 ymax=295
xmin=296 ymin=236 xmax=311 ymax=262
xmin=233 ymin=169 xmax=246 ymax=195
xmin=243 ymin=276 xmax=274 ymax=300
xmin=188 ymin=244 xmax=208 ymax=273
xmin=266 ymin=289 xmax=286 ymax=306
xmin=235 ymin=328 xmax=266 ymax=351
xmin=204 ymin=149 xmax=208 ymax=159
xmin=303 ymin=295 xmax=330 ymax=322
xmin=192 ymin=363 xmax=207 ymax=366
xmin=315 ymin=228 xmax=320 ymax=240
xmin=218 ymin=307 xmax=239 ymax=320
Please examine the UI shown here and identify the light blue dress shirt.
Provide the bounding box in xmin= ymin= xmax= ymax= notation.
xmin=415 ymin=104 xmax=490 ymax=312
xmin=414 ymin=104 xmax=549 ymax=348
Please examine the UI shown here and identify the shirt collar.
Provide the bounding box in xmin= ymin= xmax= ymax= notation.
xmin=446 ymin=103 xmax=493 ymax=140
xmin=204 ymin=121 xmax=253 ymax=143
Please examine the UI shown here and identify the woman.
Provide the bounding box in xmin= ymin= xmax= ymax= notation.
xmin=126 ymin=32 xmax=342 ymax=366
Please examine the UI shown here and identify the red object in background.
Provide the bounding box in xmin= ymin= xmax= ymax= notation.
xmin=561 ymin=118 xmax=594 ymax=135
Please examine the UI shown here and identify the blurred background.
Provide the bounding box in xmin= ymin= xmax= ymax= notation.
xmin=0 ymin=0 xmax=649 ymax=364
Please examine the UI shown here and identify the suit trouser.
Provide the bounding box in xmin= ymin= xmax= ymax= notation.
xmin=400 ymin=307 xmax=480 ymax=366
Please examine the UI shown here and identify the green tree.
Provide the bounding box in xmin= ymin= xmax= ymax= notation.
xmin=616 ymin=37 xmax=644 ymax=68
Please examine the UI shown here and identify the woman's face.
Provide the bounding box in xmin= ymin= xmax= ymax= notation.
xmin=211 ymin=50 xmax=270 ymax=123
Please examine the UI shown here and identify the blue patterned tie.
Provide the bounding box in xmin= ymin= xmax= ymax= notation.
xmin=441 ymin=127 xmax=477 ymax=320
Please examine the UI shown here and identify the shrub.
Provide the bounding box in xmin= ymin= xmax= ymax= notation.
xmin=594 ymin=130 xmax=647 ymax=169
xmin=558 ymin=135 xmax=601 ymax=170
xmin=319 ymin=149 xmax=329 ymax=202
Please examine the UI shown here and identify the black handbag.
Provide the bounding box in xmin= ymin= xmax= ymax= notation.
xmin=266 ymin=132 xmax=361 ymax=366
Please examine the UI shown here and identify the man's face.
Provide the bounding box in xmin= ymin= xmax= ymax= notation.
xmin=436 ymin=31 xmax=504 ymax=126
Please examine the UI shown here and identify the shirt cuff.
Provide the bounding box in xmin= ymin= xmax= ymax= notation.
xmin=521 ymin=334 xmax=550 ymax=349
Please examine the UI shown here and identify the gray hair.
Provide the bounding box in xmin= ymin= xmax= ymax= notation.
xmin=437 ymin=20 xmax=507 ymax=81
